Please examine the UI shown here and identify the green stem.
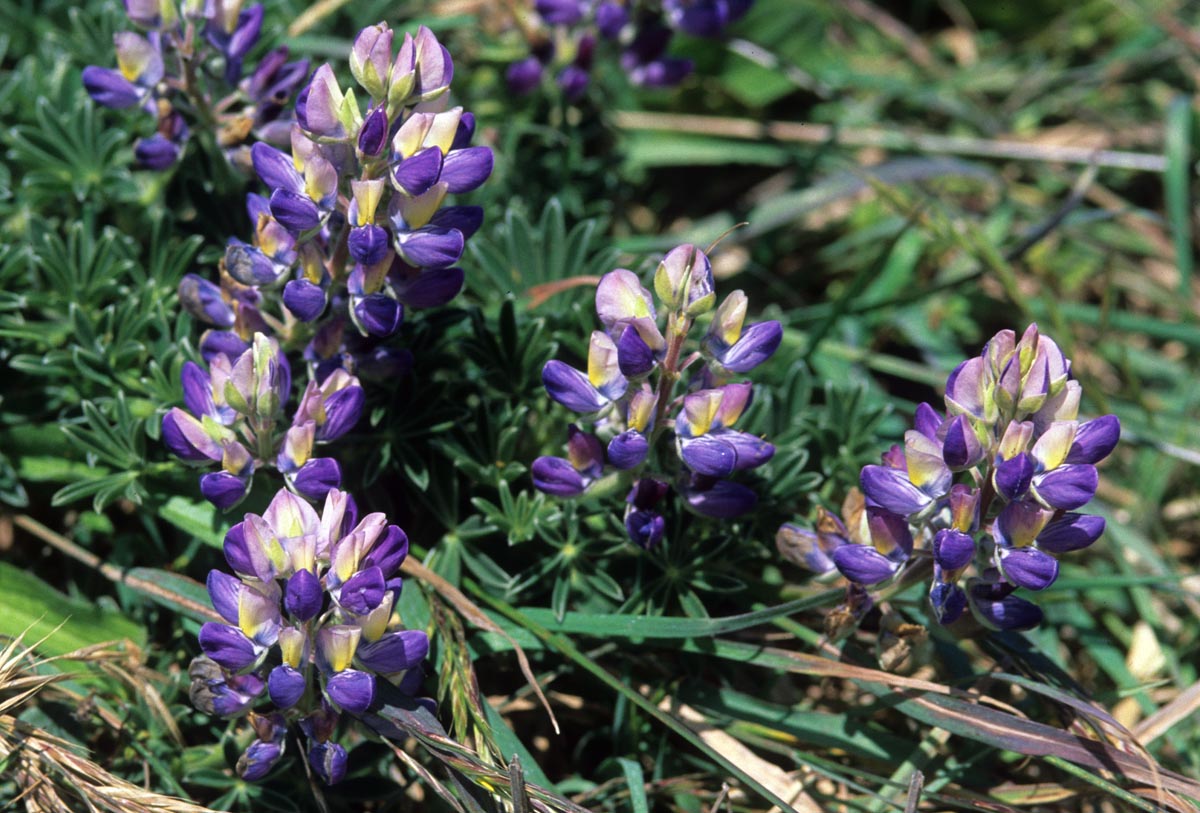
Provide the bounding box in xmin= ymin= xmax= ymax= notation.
xmin=177 ymin=22 xmax=218 ymax=130
xmin=648 ymin=312 xmax=690 ymax=448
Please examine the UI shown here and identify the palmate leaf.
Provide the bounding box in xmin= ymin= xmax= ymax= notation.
xmin=29 ymin=215 xmax=138 ymax=311
xmin=0 ymin=450 xmax=29 ymax=508
xmin=5 ymin=93 xmax=137 ymax=209
xmin=465 ymin=197 xmax=619 ymax=316
xmin=52 ymin=394 xmax=150 ymax=511
xmin=458 ymin=301 xmax=555 ymax=401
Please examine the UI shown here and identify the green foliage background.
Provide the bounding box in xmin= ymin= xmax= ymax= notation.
xmin=0 ymin=0 xmax=1198 ymax=811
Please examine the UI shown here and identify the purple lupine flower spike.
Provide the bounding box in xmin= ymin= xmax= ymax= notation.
xmin=781 ymin=324 xmax=1119 ymax=630
xmin=190 ymin=488 xmax=430 ymax=784
xmin=537 ymin=243 xmax=777 ymax=545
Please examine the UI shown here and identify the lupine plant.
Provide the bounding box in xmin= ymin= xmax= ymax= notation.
xmin=82 ymin=0 xmax=309 ymax=169
xmin=534 ymin=243 xmax=782 ymax=548
xmin=161 ymin=332 xmax=362 ymax=508
xmin=191 ymin=486 xmax=428 ymax=783
xmin=180 ymin=22 xmax=492 ymax=373
xmin=505 ymin=0 xmax=754 ymax=98
xmin=779 ymin=325 xmax=1121 ymax=631
xmin=9 ymin=2 xmax=1200 ymax=811
xmin=164 ymin=21 xmax=492 ymax=508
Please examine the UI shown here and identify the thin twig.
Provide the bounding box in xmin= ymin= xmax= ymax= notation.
xmin=12 ymin=514 xmax=220 ymax=624
xmin=1134 ymin=680 xmax=1200 ymax=746
xmin=287 ymin=0 xmax=354 ymax=36
xmin=904 ymin=770 xmax=924 ymax=813
xmin=1004 ymin=162 xmax=1099 ymax=262
xmin=612 ymin=111 xmax=1168 ymax=172
xmin=726 ymin=39 xmax=834 ymax=97
xmin=840 ymin=0 xmax=940 ymax=71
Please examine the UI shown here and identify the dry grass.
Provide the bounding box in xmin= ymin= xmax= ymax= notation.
xmin=0 ymin=626 xmax=216 ymax=813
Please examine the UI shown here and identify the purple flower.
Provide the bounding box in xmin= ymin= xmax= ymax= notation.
xmin=193 ymin=487 xmax=429 ymax=784
xmin=532 ymin=425 xmax=605 ymax=496
xmin=710 ymin=321 xmax=782 ymax=373
xmin=506 ymin=57 xmax=543 ymax=94
xmin=238 ymin=738 xmax=283 ymax=781
xmin=206 ymin=570 xmax=243 ymax=624
xmin=859 ymin=465 xmax=933 ymax=517
xmin=607 ymin=431 xmax=649 ymax=470
xmin=179 ymin=274 xmax=236 ymax=328
xmin=268 ymin=665 xmax=307 ymax=709
xmin=350 ymin=23 xmax=393 ymax=99
xmin=542 ymin=332 xmax=627 ymax=413
xmin=558 ymin=65 xmax=589 ymax=100
xmin=308 ymin=741 xmax=348 ymax=785
xmin=356 ymin=630 xmax=429 ymax=673
xmin=200 ymin=470 xmax=251 ymax=510
xmin=199 ymin=623 xmax=263 ymax=671
xmin=286 ymin=569 xmax=324 ymax=621
xmin=531 ymin=456 xmax=587 ymax=496
xmin=996 ymin=546 xmax=1059 ymax=591
xmin=290 ymin=458 xmax=342 ymax=500
xmin=678 ymin=432 xmax=773 ymax=477
xmin=134 ymin=133 xmax=182 ymax=169
xmin=1031 ymin=464 xmax=1098 ymax=510
xmin=929 ymin=576 xmax=967 ymax=624
xmin=1035 ymin=513 xmax=1105 ymax=553
xmin=283 ymin=279 xmax=328 ymax=322
xmin=439 ymin=147 xmax=494 ymax=194
xmin=390 ymin=265 xmax=465 ymax=309
xmin=665 ymin=0 xmax=751 ymax=37
xmin=161 ymin=409 xmax=222 ymax=463
xmin=681 ymin=477 xmax=757 ymax=518
xmin=941 ymin=415 xmax=984 ymax=470
xmin=783 ymin=324 xmax=1117 ymax=630
xmin=775 ymin=508 xmax=851 ymax=578
xmin=833 ymin=545 xmax=901 ymax=586
xmin=968 ymin=577 xmax=1044 ymax=631
xmin=994 ymin=452 xmax=1035 ymax=501
xmin=81 ymin=66 xmax=143 ymax=108
xmin=932 ymin=529 xmax=974 ymax=571
xmin=393 ymin=148 xmax=444 ymax=197
xmin=358 ymin=106 xmax=389 ymax=156
xmin=325 ymin=669 xmax=375 ymax=713
xmin=1065 ymin=415 xmax=1120 ymax=464
xmin=615 ymin=324 xmax=659 ymax=378
xmin=535 ymin=0 xmax=586 ymax=25
xmin=625 ymin=509 xmax=665 ymax=549
xmin=596 ymin=2 xmax=628 ymax=38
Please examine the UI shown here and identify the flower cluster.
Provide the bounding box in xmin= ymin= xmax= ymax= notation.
xmin=162 ymin=333 xmax=363 ymax=509
xmin=190 ymin=487 xmax=428 ymax=784
xmin=505 ymin=0 xmax=754 ymax=99
xmin=82 ymin=0 xmax=308 ymax=170
xmin=178 ymin=22 xmax=492 ymax=380
xmin=534 ymin=244 xmax=782 ymax=548
xmin=779 ymin=325 xmax=1120 ymax=631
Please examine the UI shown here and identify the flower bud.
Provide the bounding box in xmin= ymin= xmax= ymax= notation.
xmin=268 ymin=664 xmax=307 ymax=709
xmin=350 ymin=24 xmax=393 ymax=100
xmin=654 ymin=244 xmax=713 ymax=314
xmin=309 ymin=741 xmax=348 ymax=785
xmin=412 ymin=26 xmax=453 ymax=101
